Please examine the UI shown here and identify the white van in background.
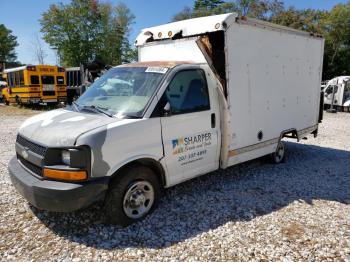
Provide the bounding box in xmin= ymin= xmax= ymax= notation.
xmin=323 ymin=76 xmax=350 ymax=111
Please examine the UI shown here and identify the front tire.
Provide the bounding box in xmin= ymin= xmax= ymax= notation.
xmin=270 ymin=141 xmax=285 ymax=164
xmin=104 ymin=166 xmax=161 ymax=226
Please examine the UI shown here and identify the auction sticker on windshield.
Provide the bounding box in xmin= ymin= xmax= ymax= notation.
xmin=145 ymin=67 xmax=168 ymax=74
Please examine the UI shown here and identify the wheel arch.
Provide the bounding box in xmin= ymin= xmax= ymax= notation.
xmin=279 ymin=128 xmax=299 ymax=142
xmin=108 ymin=157 xmax=167 ymax=188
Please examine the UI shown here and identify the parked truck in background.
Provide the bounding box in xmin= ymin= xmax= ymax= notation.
xmin=323 ymin=76 xmax=350 ymax=112
xmin=8 ymin=13 xmax=324 ymax=226
xmin=66 ymin=60 xmax=110 ymax=104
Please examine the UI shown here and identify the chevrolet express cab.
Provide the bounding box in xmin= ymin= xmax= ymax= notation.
xmin=323 ymin=76 xmax=350 ymax=111
xmin=8 ymin=13 xmax=324 ymax=225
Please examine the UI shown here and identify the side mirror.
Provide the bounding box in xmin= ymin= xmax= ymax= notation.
xmin=163 ymin=102 xmax=171 ymax=117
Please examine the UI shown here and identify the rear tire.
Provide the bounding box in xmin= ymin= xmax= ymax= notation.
xmin=270 ymin=141 xmax=285 ymax=164
xmin=104 ymin=166 xmax=161 ymax=226
xmin=15 ymin=96 xmax=22 ymax=107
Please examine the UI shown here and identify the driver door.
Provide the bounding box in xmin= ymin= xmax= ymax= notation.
xmin=324 ymin=85 xmax=338 ymax=105
xmin=159 ymin=68 xmax=220 ymax=186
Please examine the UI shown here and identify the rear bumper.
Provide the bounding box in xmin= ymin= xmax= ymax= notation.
xmin=41 ymin=99 xmax=58 ymax=103
xmin=28 ymin=98 xmax=41 ymax=104
xmin=8 ymin=156 xmax=109 ymax=212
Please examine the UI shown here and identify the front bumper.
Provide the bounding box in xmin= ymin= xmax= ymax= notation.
xmin=8 ymin=156 xmax=109 ymax=212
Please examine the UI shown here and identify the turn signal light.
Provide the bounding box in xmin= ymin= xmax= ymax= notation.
xmin=43 ymin=168 xmax=87 ymax=181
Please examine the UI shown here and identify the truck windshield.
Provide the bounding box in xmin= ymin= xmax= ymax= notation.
xmin=76 ymin=67 xmax=167 ymax=118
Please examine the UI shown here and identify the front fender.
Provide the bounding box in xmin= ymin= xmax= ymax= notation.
xmin=76 ymin=118 xmax=164 ymax=179
xmin=106 ymin=154 xmax=166 ymax=178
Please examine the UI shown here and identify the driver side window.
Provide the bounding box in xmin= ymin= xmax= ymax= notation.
xmin=165 ymin=69 xmax=210 ymax=115
xmin=325 ymin=85 xmax=338 ymax=95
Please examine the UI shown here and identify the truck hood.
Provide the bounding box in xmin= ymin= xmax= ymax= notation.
xmin=18 ymin=109 xmax=119 ymax=147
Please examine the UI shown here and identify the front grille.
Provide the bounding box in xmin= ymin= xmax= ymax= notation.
xmin=16 ymin=135 xmax=47 ymax=156
xmin=43 ymin=91 xmax=56 ymax=96
xmin=17 ymin=154 xmax=42 ymax=177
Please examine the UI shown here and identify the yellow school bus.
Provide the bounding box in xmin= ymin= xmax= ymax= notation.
xmin=0 ymin=73 xmax=7 ymax=104
xmin=1 ymin=65 xmax=66 ymax=105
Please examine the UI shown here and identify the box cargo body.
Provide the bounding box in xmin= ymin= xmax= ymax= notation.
xmin=8 ymin=13 xmax=324 ymax=225
xmin=136 ymin=13 xmax=324 ymax=169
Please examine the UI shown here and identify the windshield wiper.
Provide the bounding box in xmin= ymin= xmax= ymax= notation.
xmin=81 ymin=105 xmax=114 ymax=117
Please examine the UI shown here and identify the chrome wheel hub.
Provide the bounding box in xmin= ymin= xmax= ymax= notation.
xmin=123 ymin=181 xmax=154 ymax=219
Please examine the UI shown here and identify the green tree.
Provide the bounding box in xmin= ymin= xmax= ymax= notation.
xmin=97 ymin=3 xmax=136 ymax=65
xmin=172 ymin=6 xmax=195 ymax=21
xmin=0 ymin=24 xmax=18 ymax=66
xmin=40 ymin=0 xmax=135 ymax=66
xmin=173 ymin=0 xmax=283 ymax=21
xmin=270 ymin=7 xmax=326 ymax=34
xmin=271 ymin=3 xmax=350 ymax=79
xmin=173 ymin=0 xmax=230 ymax=21
xmin=194 ymin=0 xmax=225 ymax=10
xmin=232 ymin=0 xmax=283 ymax=18
xmin=321 ymin=3 xmax=350 ymax=79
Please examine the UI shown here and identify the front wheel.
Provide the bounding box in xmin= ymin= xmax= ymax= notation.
xmin=104 ymin=166 xmax=161 ymax=226
xmin=270 ymin=141 xmax=285 ymax=164
xmin=4 ymin=97 xmax=9 ymax=105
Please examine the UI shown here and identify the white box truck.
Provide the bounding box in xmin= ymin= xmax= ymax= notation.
xmin=323 ymin=76 xmax=350 ymax=111
xmin=8 ymin=13 xmax=324 ymax=225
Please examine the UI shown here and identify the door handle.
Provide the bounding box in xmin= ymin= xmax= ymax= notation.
xmin=211 ymin=113 xmax=216 ymax=128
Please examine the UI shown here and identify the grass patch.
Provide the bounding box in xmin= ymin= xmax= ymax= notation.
xmin=0 ymin=105 xmax=42 ymax=117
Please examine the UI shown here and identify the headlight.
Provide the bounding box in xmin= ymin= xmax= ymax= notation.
xmin=45 ymin=146 xmax=90 ymax=169
xmin=42 ymin=146 xmax=91 ymax=182
xmin=61 ymin=150 xmax=71 ymax=165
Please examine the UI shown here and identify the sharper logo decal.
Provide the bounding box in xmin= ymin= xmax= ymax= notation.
xmin=172 ymin=137 xmax=185 ymax=155
xmin=172 ymin=133 xmax=212 ymax=155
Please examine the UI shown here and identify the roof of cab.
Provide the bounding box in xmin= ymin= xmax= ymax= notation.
xmin=327 ymin=76 xmax=350 ymax=85
xmin=3 ymin=66 xmax=27 ymax=73
xmin=118 ymin=61 xmax=194 ymax=68
xmin=4 ymin=64 xmax=60 ymax=73
xmin=135 ymin=13 xmax=237 ymax=46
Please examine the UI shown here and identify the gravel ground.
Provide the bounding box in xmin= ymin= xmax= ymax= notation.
xmin=0 ymin=105 xmax=349 ymax=261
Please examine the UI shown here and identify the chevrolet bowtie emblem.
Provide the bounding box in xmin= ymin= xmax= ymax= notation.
xmin=21 ymin=148 xmax=29 ymax=160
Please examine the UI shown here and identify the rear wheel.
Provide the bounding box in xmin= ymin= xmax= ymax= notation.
xmin=270 ymin=141 xmax=285 ymax=164
xmin=104 ymin=166 xmax=161 ymax=226
xmin=15 ymin=96 xmax=22 ymax=106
